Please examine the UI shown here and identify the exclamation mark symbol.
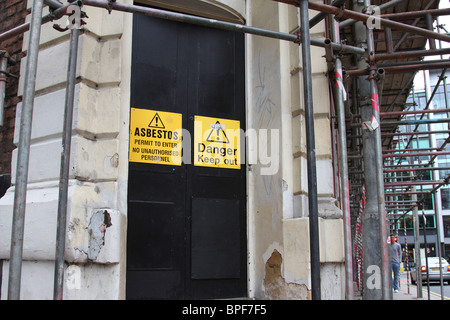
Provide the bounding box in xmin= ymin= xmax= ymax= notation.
xmin=149 ymin=113 xmax=166 ymax=129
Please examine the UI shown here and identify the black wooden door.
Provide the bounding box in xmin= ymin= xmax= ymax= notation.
xmin=126 ymin=13 xmax=246 ymax=300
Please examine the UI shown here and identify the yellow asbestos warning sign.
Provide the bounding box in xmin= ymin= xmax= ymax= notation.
xmin=129 ymin=108 xmax=182 ymax=166
xmin=194 ymin=115 xmax=241 ymax=169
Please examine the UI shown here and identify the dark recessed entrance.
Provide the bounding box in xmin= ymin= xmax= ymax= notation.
xmin=126 ymin=12 xmax=247 ymax=300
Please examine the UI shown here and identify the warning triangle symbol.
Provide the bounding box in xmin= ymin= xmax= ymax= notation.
xmin=206 ymin=121 xmax=229 ymax=143
xmin=148 ymin=113 xmax=165 ymax=129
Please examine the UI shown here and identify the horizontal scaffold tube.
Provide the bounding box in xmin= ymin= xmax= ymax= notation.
xmin=349 ymin=117 xmax=450 ymax=128
xmin=385 ymin=192 xmax=428 ymax=196
xmin=383 ymin=151 xmax=450 ymax=158
xmin=376 ymin=48 xmax=450 ymax=61
xmin=346 ymin=61 xmax=450 ymax=76
xmin=380 ymin=7 xmax=450 ymax=20
xmin=384 ymin=166 xmax=450 ymax=173
xmin=350 ymin=108 xmax=450 ymax=118
xmin=0 ymin=4 xmax=71 ymax=43
xmin=308 ymin=1 xmax=450 ymax=43
xmin=81 ymin=0 xmax=365 ymax=54
xmin=381 ymin=130 xmax=450 ymax=137
xmin=381 ymin=117 xmax=450 ymax=126
xmin=380 ymin=108 xmax=450 ymax=117
xmin=385 ymin=180 xmax=446 ymax=186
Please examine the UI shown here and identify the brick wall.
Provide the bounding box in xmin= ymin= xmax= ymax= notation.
xmin=0 ymin=0 xmax=28 ymax=195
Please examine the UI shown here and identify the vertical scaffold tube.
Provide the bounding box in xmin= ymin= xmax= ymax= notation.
xmin=8 ymin=0 xmax=44 ymax=300
xmin=0 ymin=52 xmax=8 ymax=127
xmin=366 ymin=24 xmax=390 ymax=299
xmin=331 ymin=17 xmax=354 ymax=300
xmin=300 ymin=0 xmax=321 ymax=300
xmin=54 ymin=25 xmax=80 ymax=300
xmin=353 ymin=0 xmax=383 ymax=300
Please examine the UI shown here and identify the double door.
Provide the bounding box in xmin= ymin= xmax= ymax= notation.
xmin=126 ymin=13 xmax=247 ymax=299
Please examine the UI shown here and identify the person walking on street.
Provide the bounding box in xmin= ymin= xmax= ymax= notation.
xmin=390 ymin=233 xmax=402 ymax=293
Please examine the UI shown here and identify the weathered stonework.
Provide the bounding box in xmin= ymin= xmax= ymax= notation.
xmin=263 ymin=249 xmax=310 ymax=300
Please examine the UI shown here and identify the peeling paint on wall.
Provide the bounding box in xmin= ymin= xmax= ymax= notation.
xmin=263 ymin=249 xmax=310 ymax=300
xmin=88 ymin=210 xmax=112 ymax=261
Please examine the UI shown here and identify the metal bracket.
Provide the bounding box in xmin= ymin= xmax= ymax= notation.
xmin=0 ymin=70 xmax=19 ymax=79
xmin=293 ymin=31 xmax=301 ymax=45
xmin=0 ymin=51 xmax=17 ymax=79
xmin=335 ymin=6 xmax=346 ymax=20
xmin=52 ymin=1 xmax=88 ymax=32
xmin=107 ymin=0 xmax=116 ymax=14
xmin=52 ymin=19 xmax=87 ymax=32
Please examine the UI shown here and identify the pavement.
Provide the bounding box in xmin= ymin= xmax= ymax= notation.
xmin=393 ymin=272 xmax=449 ymax=300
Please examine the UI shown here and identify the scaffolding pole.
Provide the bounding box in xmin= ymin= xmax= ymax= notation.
xmin=383 ymin=151 xmax=450 ymax=158
xmin=375 ymin=47 xmax=450 ymax=61
xmin=353 ymin=0 xmax=386 ymax=300
xmin=330 ymin=15 xmax=353 ymax=300
xmin=382 ymin=130 xmax=450 ymax=137
xmin=299 ymin=0 xmax=321 ymax=300
xmin=0 ymin=4 xmax=72 ymax=44
xmin=308 ymin=1 xmax=450 ymax=43
xmin=81 ymin=0 xmax=366 ymax=55
xmin=384 ymin=166 xmax=450 ymax=173
xmin=412 ymin=182 xmax=423 ymax=298
xmin=367 ymin=8 xmax=390 ymax=301
xmin=7 ymin=0 xmax=44 ymax=300
xmin=346 ymin=61 xmax=450 ymax=77
xmin=380 ymin=108 xmax=450 ymax=117
xmin=339 ymin=0 xmax=408 ymax=29
xmin=54 ymin=25 xmax=80 ymax=301
xmin=0 ymin=51 xmax=8 ymax=127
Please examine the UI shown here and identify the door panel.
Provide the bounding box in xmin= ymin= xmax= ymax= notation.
xmin=191 ymin=198 xmax=241 ymax=280
xmin=127 ymin=202 xmax=176 ymax=270
xmin=130 ymin=18 xmax=180 ymax=110
xmin=127 ymin=12 xmax=246 ymax=299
